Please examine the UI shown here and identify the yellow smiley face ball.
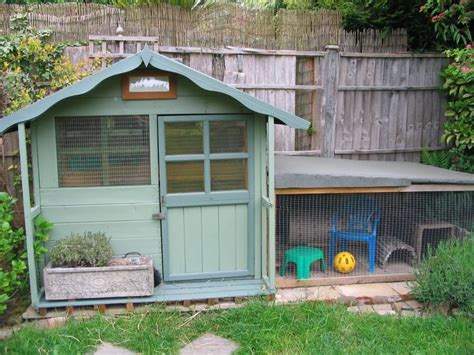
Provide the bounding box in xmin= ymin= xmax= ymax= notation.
xmin=334 ymin=251 xmax=356 ymax=273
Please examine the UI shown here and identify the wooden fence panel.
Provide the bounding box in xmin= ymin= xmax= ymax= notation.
xmin=85 ymin=40 xmax=448 ymax=160
xmin=333 ymin=53 xmax=447 ymax=161
xmin=221 ymin=54 xmax=297 ymax=151
xmin=1 ymin=40 xmax=447 ymax=169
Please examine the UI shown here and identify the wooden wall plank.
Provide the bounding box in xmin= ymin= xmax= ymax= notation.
xmin=218 ymin=205 xmax=237 ymax=271
xmin=201 ymin=206 xmax=220 ymax=272
xmin=183 ymin=207 xmax=203 ymax=273
xmin=235 ymin=204 xmax=248 ymax=270
xmin=168 ymin=208 xmax=186 ymax=275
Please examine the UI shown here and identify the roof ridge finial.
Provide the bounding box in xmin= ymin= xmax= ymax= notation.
xmin=140 ymin=44 xmax=153 ymax=67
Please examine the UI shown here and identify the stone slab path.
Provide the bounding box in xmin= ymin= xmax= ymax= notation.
xmin=180 ymin=334 xmax=239 ymax=355
xmin=93 ymin=342 xmax=138 ymax=355
xmin=275 ymin=281 xmax=413 ymax=305
xmin=275 ymin=281 xmax=421 ymax=316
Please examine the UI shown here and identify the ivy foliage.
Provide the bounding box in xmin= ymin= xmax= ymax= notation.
xmin=0 ymin=193 xmax=52 ymax=315
xmin=0 ymin=13 xmax=100 ymax=114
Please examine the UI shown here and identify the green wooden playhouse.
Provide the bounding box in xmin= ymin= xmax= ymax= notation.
xmin=0 ymin=47 xmax=309 ymax=309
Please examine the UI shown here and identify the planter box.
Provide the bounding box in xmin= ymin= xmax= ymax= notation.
xmin=44 ymin=256 xmax=154 ymax=301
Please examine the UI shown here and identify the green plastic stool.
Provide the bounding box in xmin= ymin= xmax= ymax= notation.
xmin=279 ymin=246 xmax=325 ymax=279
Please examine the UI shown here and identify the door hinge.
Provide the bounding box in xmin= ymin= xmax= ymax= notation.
xmin=160 ymin=195 xmax=166 ymax=206
xmin=152 ymin=212 xmax=166 ymax=220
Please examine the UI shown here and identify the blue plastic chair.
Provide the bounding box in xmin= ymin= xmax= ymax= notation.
xmin=329 ymin=202 xmax=381 ymax=273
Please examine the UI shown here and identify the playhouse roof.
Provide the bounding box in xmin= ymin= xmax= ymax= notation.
xmin=275 ymin=156 xmax=474 ymax=188
xmin=0 ymin=46 xmax=310 ymax=134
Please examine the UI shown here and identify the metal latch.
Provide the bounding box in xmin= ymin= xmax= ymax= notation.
xmin=152 ymin=212 xmax=166 ymax=220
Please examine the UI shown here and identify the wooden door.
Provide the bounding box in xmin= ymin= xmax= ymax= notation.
xmin=158 ymin=114 xmax=255 ymax=281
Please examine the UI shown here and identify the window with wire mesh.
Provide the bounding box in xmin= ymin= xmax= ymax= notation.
xmin=276 ymin=192 xmax=474 ymax=279
xmin=56 ymin=116 xmax=150 ymax=187
xmin=165 ymin=119 xmax=248 ymax=193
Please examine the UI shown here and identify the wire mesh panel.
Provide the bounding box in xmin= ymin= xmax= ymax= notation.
xmin=210 ymin=120 xmax=247 ymax=153
xmin=210 ymin=160 xmax=247 ymax=191
xmin=163 ymin=117 xmax=249 ymax=194
xmin=276 ymin=191 xmax=474 ymax=281
xmin=56 ymin=115 xmax=150 ymax=187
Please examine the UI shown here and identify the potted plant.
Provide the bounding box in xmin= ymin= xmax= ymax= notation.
xmin=43 ymin=232 xmax=154 ymax=300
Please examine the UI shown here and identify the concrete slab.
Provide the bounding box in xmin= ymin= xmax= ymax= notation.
xmin=275 ymin=288 xmax=308 ymax=304
xmin=389 ymin=282 xmax=412 ymax=296
xmin=180 ymin=334 xmax=239 ymax=355
xmin=401 ymin=310 xmax=420 ymax=317
xmin=347 ymin=306 xmax=359 ymax=313
xmin=393 ymin=302 xmax=410 ymax=313
xmin=373 ymin=304 xmax=393 ymax=312
xmin=93 ymin=342 xmax=137 ymax=355
xmin=336 ymin=283 xmax=398 ymax=298
xmin=358 ymin=304 xmax=375 ymax=314
xmin=0 ymin=328 xmax=13 ymax=340
xmin=375 ymin=309 xmax=397 ymax=316
xmin=305 ymin=286 xmax=341 ymax=301
xmin=405 ymin=300 xmax=423 ymax=310
xmin=372 ymin=304 xmax=397 ymax=315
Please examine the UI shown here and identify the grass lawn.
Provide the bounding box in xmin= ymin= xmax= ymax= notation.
xmin=1 ymin=301 xmax=472 ymax=354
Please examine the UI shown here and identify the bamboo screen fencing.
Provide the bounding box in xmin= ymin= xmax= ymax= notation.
xmin=0 ymin=3 xmax=407 ymax=52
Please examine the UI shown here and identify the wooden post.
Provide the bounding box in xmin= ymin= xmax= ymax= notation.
xmin=267 ymin=117 xmax=276 ymax=291
xmin=97 ymin=304 xmax=106 ymax=314
xmin=19 ymin=123 xmax=40 ymax=308
xmin=321 ymin=45 xmax=339 ymax=158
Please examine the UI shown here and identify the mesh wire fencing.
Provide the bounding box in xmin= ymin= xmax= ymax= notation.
xmin=276 ymin=191 xmax=474 ymax=280
xmin=56 ymin=115 xmax=150 ymax=187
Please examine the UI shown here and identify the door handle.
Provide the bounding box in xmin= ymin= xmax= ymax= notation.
xmin=152 ymin=212 xmax=166 ymax=220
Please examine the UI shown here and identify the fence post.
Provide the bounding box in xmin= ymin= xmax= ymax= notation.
xmin=321 ymin=45 xmax=339 ymax=157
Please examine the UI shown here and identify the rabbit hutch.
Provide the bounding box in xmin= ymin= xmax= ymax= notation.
xmin=275 ymin=156 xmax=474 ymax=287
xmin=0 ymin=47 xmax=310 ymax=311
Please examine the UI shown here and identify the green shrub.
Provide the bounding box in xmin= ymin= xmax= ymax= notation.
xmin=421 ymin=0 xmax=473 ymax=48
xmin=440 ymin=46 xmax=474 ymax=174
xmin=49 ymin=232 xmax=113 ymax=268
xmin=412 ymin=235 xmax=474 ymax=313
xmin=0 ymin=193 xmax=51 ymax=315
xmin=0 ymin=192 xmax=27 ymax=315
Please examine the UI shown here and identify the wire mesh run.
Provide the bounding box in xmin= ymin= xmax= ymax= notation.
xmin=276 ymin=191 xmax=474 ymax=281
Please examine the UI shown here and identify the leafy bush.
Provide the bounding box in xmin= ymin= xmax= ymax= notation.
xmin=0 ymin=193 xmax=26 ymax=315
xmin=420 ymin=149 xmax=451 ymax=169
xmin=440 ymin=45 xmax=474 ymax=173
xmin=0 ymin=193 xmax=51 ymax=315
xmin=49 ymin=233 xmax=113 ymax=268
xmin=0 ymin=14 xmax=101 ymax=114
xmin=420 ymin=148 xmax=474 ymax=174
xmin=421 ymin=0 xmax=473 ymax=48
xmin=412 ymin=235 xmax=474 ymax=313
xmin=339 ymin=0 xmax=437 ymax=51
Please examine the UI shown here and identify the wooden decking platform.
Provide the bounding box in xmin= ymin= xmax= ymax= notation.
xmin=32 ymin=279 xmax=271 ymax=311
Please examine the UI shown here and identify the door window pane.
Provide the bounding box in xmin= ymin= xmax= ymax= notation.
xmin=56 ymin=116 xmax=150 ymax=187
xmin=166 ymin=161 xmax=204 ymax=193
xmin=165 ymin=122 xmax=203 ymax=155
xmin=210 ymin=121 xmax=247 ymax=153
xmin=211 ymin=160 xmax=247 ymax=191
